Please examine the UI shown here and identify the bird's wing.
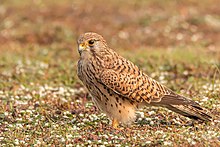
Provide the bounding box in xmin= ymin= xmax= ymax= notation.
xmin=99 ymin=67 xmax=195 ymax=105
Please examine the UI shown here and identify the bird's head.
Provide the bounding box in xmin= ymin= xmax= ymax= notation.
xmin=77 ymin=32 xmax=108 ymax=56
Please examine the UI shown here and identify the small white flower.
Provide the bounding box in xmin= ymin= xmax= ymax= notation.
xmin=87 ymin=140 xmax=92 ymax=144
xmin=164 ymin=141 xmax=172 ymax=146
xmin=4 ymin=112 xmax=9 ymax=116
xmin=146 ymin=141 xmax=151 ymax=144
xmin=61 ymin=137 xmax=65 ymax=142
xmin=14 ymin=139 xmax=19 ymax=145
xmin=148 ymin=111 xmax=155 ymax=115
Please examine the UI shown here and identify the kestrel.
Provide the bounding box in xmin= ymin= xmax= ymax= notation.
xmin=77 ymin=32 xmax=212 ymax=128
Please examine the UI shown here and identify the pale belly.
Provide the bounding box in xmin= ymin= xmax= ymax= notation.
xmin=86 ymin=82 xmax=138 ymax=124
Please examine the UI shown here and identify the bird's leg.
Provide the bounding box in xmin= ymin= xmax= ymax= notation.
xmin=112 ymin=118 xmax=119 ymax=129
xmin=83 ymin=93 xmax=88 ymax=102
xmin=82 ymin=93 xmax=88 ymax=108
xmin=112 ymin=119 xmax=124 ymax=131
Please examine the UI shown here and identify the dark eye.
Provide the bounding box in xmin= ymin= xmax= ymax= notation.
xmin=88 ymin=40 xmax=95 ymax=45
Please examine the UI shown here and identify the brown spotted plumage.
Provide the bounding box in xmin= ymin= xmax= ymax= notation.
xmin=77 ymin=32 xmax=212 ymax=128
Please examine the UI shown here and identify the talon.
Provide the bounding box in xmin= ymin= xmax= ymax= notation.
xmin=112 ymin=118 xmax=119 ymax=129
xmin=112 ymin=119 xmax=123 ymax=130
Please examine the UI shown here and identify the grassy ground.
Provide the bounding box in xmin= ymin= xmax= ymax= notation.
xmin=0 ymin=0 xmax=220 ymax=146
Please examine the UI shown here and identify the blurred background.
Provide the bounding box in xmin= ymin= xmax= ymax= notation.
xmin=0 ymin=0 xmax=219 ymax=86
xmin=1 ymin=0 xmax=220 ymax=49
xmin=0 ymin=0 xmax=220 ymax=146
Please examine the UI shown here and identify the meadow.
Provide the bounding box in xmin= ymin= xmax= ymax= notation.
xmin=0 ymin=0 xmax=219 ymax=146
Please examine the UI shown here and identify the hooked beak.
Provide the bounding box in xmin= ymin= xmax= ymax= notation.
xmin=78 ymin=43 xmax=87 ymax=55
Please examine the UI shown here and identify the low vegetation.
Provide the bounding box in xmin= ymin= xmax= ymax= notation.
xmin=0 ymin=0 xmax=219 ymax=146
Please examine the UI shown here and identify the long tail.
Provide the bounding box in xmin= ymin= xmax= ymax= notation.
xmin=165 ymin=104 xmax=212 ymax=121
xmin=149 ymin=90 xmax=212 ymax=121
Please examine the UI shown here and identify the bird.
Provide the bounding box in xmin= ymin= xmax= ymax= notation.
xmin=77 ymin=32 xmax=212 ymax=128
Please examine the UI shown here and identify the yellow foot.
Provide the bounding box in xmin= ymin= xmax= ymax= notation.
xmin=112 ymin=119 xmax=123 ymax=130
xmin=112 ymin=118 xmax=119 ymax=128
